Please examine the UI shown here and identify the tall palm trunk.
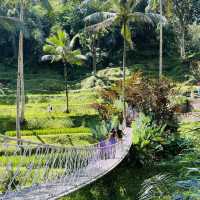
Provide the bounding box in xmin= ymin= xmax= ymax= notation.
xmin=159 ymin=0 xmax=163 ymax=78
xmin=19 ymin=1 xmax=25 ymax=123
xmin=122 ymin=24 xmax=127 ymax=126
xmin=64 ymin=63 xmax=69 ymax=113
xmin=92 ymin=36 xmax=97 ymax=76
xmin=16 ymin=53 xmax=21 ymax=140
xmin=16 ymin=1 xmax=24 ymax=140
xmin=180 ymin=30 xmax=186 ymax=59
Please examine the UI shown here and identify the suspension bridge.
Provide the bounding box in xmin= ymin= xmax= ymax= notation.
xmin=0 ymin=128 xmax=132 ymax=200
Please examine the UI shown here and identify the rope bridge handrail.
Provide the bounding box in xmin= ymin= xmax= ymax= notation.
xmin=0 ymin=128 xmax=132 ymax=200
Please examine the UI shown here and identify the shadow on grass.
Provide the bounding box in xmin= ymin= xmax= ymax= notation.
xmin=0 ymin=116 xmax=16 ymax=133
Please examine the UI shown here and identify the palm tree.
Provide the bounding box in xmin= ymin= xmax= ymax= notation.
xmin=84 ymin=0 xmax=162 ymax=125
xmin=82 ymin=31 xmax=104 ymax=76
xmin=15 ymin=0 xmax=51 ymax=140
xmin=0 ymin=12 xmax=25 ymax=141
xmin=146 ymin=0 xmax=171 ymax=78
xmin=42 ymin=29 xmax=86 ymax=113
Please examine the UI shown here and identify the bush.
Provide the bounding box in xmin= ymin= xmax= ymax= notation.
xmin=94 ymin=72 xmax=178 ymax=133
xmin=26 ymin=118 xmax=47 ymax=129
xmin=6 ymin=127 xmax=91 ymax=137
xmin=132 ymin=113 xmax=190 ymax=165
xmin=0 ymin=95 xmax=16 ymax=105
xmin=89 ymin=120 xmax=111 ymax=140
xmin=81 ymin=76 xmax=106 ymax=89
xmin=132 ymin=113 xmax=166 ymax=164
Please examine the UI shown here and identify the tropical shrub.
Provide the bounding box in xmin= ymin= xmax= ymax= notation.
xmin=171 ymin=95 xmax=191 ymax=113
xmin=126 ymin=73 xmax=178 ymax=132
xmin=93 ymin=72 xmax=178 ymax=133
xmin=132 ymin=113 xmax=167 ymax=164
xmin=81 ymin=76 xmax=106 ymax=89
xmin=132 ymin=113 xmax=190 ymax=165
xmin=26 ymin=118 xmax=47 ymax=129
xmin=89 ymin=120 xmax=112 ymax=140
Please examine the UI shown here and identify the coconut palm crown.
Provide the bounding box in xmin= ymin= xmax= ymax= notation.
xmin=84 ymin=0 xmax=165 ymax=122
xmin=43 ymin=29 xmax=86 ymax=113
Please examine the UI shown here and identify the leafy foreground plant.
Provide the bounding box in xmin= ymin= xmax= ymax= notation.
xmin=138 ymin=173 xmax=172 ymax=200
xmin=93 ymin=72 xmax=178 ymax=133
xmin=89 ymin=120 xmax=111 ymax=140
xmin=132 ymin=113 xmax=166 ymax=164
xmin=132 ymin=113 xmax=191 ymax=165
xmin=0 ymin=169 xmax=19 ymax=193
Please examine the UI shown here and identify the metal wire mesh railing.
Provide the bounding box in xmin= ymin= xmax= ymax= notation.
xmin=0 ymin=128 xmax=132 ymax=200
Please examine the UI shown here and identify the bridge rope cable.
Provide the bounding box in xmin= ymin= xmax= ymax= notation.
xmin=0 ymin=128 xmax=132 ymax=200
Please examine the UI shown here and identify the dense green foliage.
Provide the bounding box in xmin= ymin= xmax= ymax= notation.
xmin=0 ymin=0 xmax=199 ymax=199
xmin=0 ymin=0 xmax=199 ymax=83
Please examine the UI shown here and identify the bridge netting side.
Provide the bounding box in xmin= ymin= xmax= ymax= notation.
xmin=0 ymin=128 xmax=132 ymax=200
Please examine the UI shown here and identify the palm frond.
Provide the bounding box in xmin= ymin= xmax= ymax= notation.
xmin=69 ymin=34 xmax=80 ymax=50
xmin=107 ymin=0 xmax=123 ymax=13
xmin=46 ymin=30 xmax=68 ymax=47
xmin=0 ymin=16 xmax=24 ymax=33
xmin=138 ymin=173 xmax=172 ymax=200
xmin=41 ymin=55 xmax=53 ymax=62
xmin=145 ymin=13 xmax=167 ymax=25
xmin=85 ymin=16 xmax=116 ymax=32
xmin=57 ymin=29 xmax=69 ymax=46
xmin=84 ymin=12 xmax=116 ymax=25
xmin=128 ymin=12 xmax=153 ymax=24
xmin=43 ymin=29 xmax=85 ymax=66
xmin=65 ymin=49 xmax=86 ymax=65
xmin=43 ymin=43 xmax=56 ymax=52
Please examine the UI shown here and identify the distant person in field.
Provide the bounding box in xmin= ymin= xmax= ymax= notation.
xmin=48 ymin=104 xmax=53 ymax=112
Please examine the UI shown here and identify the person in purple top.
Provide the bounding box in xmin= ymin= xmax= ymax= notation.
xmin=99 ymin=138 xmax=106 ymax=159
xmin=108 ymin=129 xmax=117 ymax=158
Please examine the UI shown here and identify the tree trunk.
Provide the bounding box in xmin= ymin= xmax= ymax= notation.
xmin=159 ymin=0 xmax=163 ymax=78
xmin=180 ymin=31 xmax=186 ymax=59
xmin=64 ymin=63 xmax=69 ymax=113
xmin=16 ymin=60 xmax=21 ymax=141
xmin=122 ymin=26 xmax=127 ymax=126
xmin=16 ymin=1 xmax=24 ymax=140
xmin=19 ymin=2 xmax=25 ymax=124
xmin=92 ymin=36 xmax=97 ymax=76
